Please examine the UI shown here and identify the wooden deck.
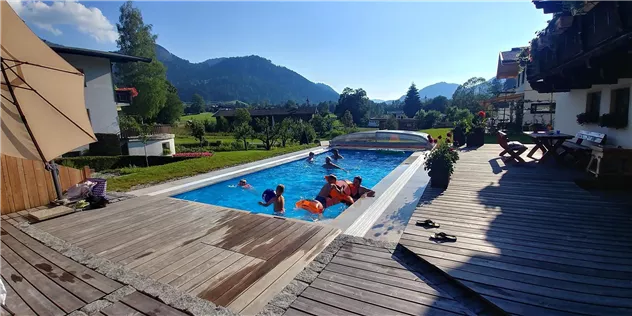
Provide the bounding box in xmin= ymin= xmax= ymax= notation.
xmin=400 ymin=144 xmax=632 ymax=315
xmin=34 ymin=196 xmax=340 ymax=314
xmin=286 ymin=241 xmax=474 ymax=316
xmin=0 ymin=221 xmax=188 ymax=316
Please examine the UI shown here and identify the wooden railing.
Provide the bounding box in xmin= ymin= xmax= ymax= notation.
xmin=0 ymin=154 xmax=90 ymax=214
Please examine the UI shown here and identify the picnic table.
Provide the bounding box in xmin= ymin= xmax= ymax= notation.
xmin=524 ymin=131 xmax=574 ymax=163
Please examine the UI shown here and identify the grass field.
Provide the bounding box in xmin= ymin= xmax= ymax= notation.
xmin=180 ymin=112 xmax=215 ymax=122
xmin=175 ymin=135 xmax=263 ymax=145
xmin=108 ymin=145 xmax=315 ymax=192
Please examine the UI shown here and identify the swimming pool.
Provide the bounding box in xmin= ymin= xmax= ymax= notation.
xmin=173 ymin=149 xmax=412 ymax=221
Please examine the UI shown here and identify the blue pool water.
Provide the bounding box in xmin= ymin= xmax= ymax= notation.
xmin=173 ymin=149 xmax=412 ymax=221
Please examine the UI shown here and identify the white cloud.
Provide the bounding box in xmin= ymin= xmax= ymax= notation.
xmin=7 ymin=0 xmax=117 ymax=43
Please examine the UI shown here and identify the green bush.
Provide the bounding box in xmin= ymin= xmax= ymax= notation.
xmin=329 ymin=129 xmax=345 ymax=138
xmin=56 ymin=155 xmax=196 ymax=171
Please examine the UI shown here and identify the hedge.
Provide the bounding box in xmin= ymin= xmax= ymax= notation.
xmin=89 ymin=133 xmax=122 ymax=156
xmin=56 ymin=155 xmax=197 ymax=171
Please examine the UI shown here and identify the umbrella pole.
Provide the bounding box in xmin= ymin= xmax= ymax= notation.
xmin=2 ymin=60 xmax=63 ymax=200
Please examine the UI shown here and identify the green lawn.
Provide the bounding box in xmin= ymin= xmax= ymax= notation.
xmin=180 ymin=112 xmax=215 ymax=122
xmin=419 ymin=128 xmax=452 ymax=139
xmin=108 ymin=145 xmax=316 ymax=192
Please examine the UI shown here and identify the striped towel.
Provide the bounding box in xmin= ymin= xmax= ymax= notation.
xmin=88 ymin=178 xmax=107 ymax=197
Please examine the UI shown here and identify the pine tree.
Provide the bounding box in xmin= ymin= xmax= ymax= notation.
xmin=403 ymin=83 xmax=422 ymax=118
xmin=116 ymin=1 xmax=167 ymax=120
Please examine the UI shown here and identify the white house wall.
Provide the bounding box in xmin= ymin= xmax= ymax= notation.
xmin=517 ymin=69 xmax=556 ymax=125
xmin=59 ymin=53 xmax=120 ymax=135
xmin=555 ymin=78 xmax=632 ymax=148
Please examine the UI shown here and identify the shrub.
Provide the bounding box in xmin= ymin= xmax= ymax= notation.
xmin=89 ymin=134 xmax=121 ymax=156
xmin=203 ymin=119 xmax=216 ymax=132
xmin=173 ymin=152 xmax=213 ymax=158
xmin=329 ymin=129 xmax=345 ymax=139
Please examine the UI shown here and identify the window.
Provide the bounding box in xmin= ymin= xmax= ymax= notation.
xmin=610 ymin=87 xmax=630 ymax=117
xmin=586 ymin=91 xmax=601 ymax=115
xmin=115 ymin=90 xmax=132 ymax=103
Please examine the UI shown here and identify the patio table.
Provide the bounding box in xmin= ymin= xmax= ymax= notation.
xmin=524 ymin=131 xmax=574 ymax=163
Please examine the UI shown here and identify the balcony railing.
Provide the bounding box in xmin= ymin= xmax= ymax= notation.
xmin=527 ymin=2 xmax=632 ymax=83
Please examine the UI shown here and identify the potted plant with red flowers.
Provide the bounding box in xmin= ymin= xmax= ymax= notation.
xmin=424 ymin=142 xmax=459 ymax=188
xmin=467 ymin=111 xmax=486 ymax=147
xmin=452 ymin=118 xmax=470 ymax=147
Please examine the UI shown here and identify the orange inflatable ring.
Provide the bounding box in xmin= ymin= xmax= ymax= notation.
xmin=330 ymin=180 xmax=354 ymax=206
xmin=296 ymin=199 xmax=324 ymax=214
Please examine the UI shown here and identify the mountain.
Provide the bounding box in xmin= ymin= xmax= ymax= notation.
xmin=397 ymin=82 xmax=460 ymax=102
xmin=155 ymin=44 xmax=339 ymax=104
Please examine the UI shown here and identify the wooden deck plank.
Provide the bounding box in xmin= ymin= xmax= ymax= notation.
xmin=1 ymin=276 xmax=36 ymax=316
xmin=300 ymin=287 xmax=400 ymax=316
xmin=1 ymin=223 xmax=121 ymax=294
xmin=120 ymin=291 xmax=189 ymax=316
xmin=1 ymin=235 xmax=105 ymax=303
xmin=150 ymin=243 xmax=218 ymax=280
xmin=177 ymin=251 xmax=243 ymax=292
xmin=101 ymin=302 xmax=144 ymax=316
xmin=236 ymin=227 xmax=340 ymax=314
xmin=156 ymin=246 xmax=224 ymax=285
xmin=290 ymin=296 xmax=362 ymax=316
xmin=1 ymin=247 xmax=84 ymax=313
xmin=399 ymin=144 xmax=632 ymax=316
xmin=0 ymin=260 xmax=65 ymax=316
xmin=190 ymin=255 xmax=262 ymax=297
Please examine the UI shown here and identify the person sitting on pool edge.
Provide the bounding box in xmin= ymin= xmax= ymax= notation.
xmin=237 ymin=179 xmax=253 ymax=190
xmin=323 ymin=157 xmax=345 ymax=171
xmin=315 ymin=175 xmax=344 ymax=208
xmin=307 ymin=152 xmax=315 ymax=163
xmin=350 ymin=176 xmax=375 ymax=199
xmin=258 ymin=184 xmax=285 ymax=214
xmin=332 ymin=149 xmax=344 ymax=160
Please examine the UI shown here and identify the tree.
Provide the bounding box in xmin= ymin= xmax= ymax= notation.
xmin=156 ymin=81 xmax=183 ymax=125
xmin=426 ymin=96 xmax=449 ymax=113
xmin=276 ymin=118 xmax=294 ymax=147
xmin=285 ymin=100 xmax=298 ymax=109
xmin=489 ymin=77 xmax=503 ymax=96
xmin=317 ymin=102 xmax=330 ymax=114
xmin=188 ymin=120 xmax=206 ymax=146
xmin=418 ymin=110 xmax=442 ymax=129
xmin=216 ymin=116 xmax=229 ymax=132
xmin=254 ymin=118 xmax=278 ymax=150
xmin=403 ymin=83 xmax=422 ymax=118
xmin=233 ymin=123 xmax=254 ymax=150
xmin=336 ymin=88 xmax=369 ymax=125
xmin=452 ymin=77 xmax=489 ymax=113
xmin=189 ymin=93 xmax=204 ymax=114
xmin=341 ymin=110 xmax=354 ymax=128
xmin=385 ymin=116 xmax=398 ymax=130
xmin=310 ymin=114 xmax=330 ymax=136
xmin=116 ymin=1 xmax=167 ymax=120
xmin=234 ymin=108 xmax=251 ymax=126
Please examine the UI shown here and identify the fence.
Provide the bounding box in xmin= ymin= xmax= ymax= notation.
xmin=1 ymin=154 xmax=90 ymax=215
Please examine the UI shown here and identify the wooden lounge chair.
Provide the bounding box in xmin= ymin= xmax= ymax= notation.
xmin=498 ymin=131 xmax=527 ymax=163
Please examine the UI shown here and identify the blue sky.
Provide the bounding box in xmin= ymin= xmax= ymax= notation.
xmin=13 ymin=1 xmax=550 ymax=100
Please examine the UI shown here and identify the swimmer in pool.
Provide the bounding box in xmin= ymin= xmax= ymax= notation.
xmin=307 ymin=152 xmax=315 ymax=163
xmin=350 ymin=176 xmax=376 ymax=199
xmin=315 ymin=174 xmax=344 ymax=208
xmin=237 ymin=179 xmax=253 ymax=190
xmin=323 ymin=157 xmax=345 ymax=171
xmin=258 ymin=184 xmax=285 ymax=214
xmin=332 ymin=149 xmax=344 ymax=160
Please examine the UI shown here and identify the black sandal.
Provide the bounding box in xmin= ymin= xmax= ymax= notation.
xmin=430 ymin=232 xmax=457 ymax=242
xmin=416 ymin=219 xmax=440 ymax=228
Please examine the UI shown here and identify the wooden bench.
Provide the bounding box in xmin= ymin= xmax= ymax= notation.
xmin=561 ymin=130 xmax=606 ymax=166
xmin=497 ymin=131 xmax=527 ymax=163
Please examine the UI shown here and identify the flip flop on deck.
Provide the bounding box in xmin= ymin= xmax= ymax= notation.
xmin=430 ymin=232 xmax=457 ymax=242
xmin=416 ymin=219 xmax=440 ymax=228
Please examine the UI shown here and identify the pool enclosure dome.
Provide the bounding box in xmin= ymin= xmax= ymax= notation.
xmin=330 ymin=130 xmax=433 ymax=150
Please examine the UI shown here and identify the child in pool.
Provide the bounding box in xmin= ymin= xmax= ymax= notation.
xmin=237 ymin=179 xmax=253 ymax=190
xmin=306 ymin=152 xmax=315 ymax=163
xmin=259 ymin=184 xmax=285 ymax=214
xmin=332 ymin=149 xmax=344 ymax=160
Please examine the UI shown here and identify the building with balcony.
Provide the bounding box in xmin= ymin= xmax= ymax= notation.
xmin=527 ymin=1 xmax=632 ymax=147
xmin=490 ymin=47 xmax=556 ymax=129
xmin=48 ymin=42 xmax=151 ymax=136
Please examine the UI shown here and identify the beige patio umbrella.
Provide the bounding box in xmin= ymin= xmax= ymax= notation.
xmin=1 ymin=1 xmax=96 ymax=161
xmin=1 ymin=1 xmax=97 ymax=197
